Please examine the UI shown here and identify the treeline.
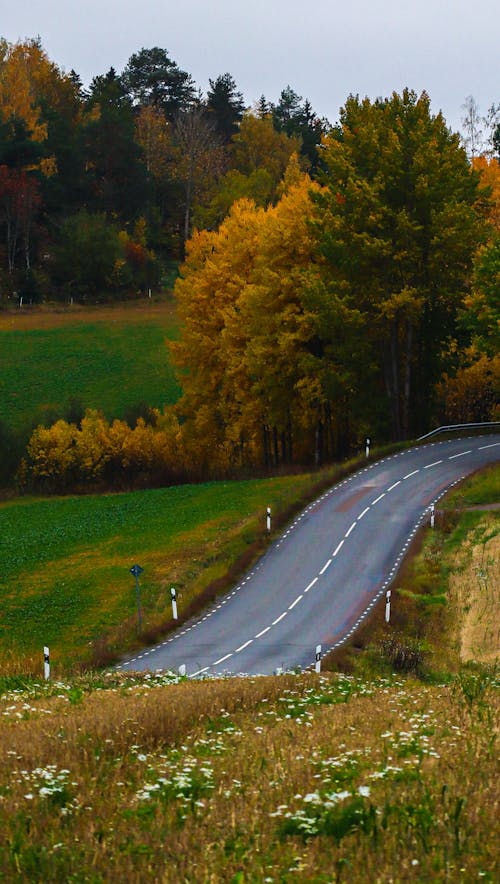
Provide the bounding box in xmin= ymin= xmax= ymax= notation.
xmin=17 ymin=91 xmax=499 ymax=491
xmin=1 ymin=37 xmax=498 ymax=486
xmin=169 ymin=93 xmax=499 ymax=465
xmin=0 ymin=38 xmax=329 ymax=303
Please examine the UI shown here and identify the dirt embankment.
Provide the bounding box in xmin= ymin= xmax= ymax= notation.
xmin=449 ymin=526 xmax=499 ymax=664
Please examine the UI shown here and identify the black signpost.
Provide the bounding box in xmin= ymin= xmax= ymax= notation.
xmin=130 ymin=564 xmax=144 ymax=632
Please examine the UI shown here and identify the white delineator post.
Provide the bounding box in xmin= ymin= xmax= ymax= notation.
xmin=44 ymin=646 xmax=50 ymax=680
xmin=315 ymin=644 xmax=322 ymax=673
xmin=170 ymin=586 xmax=178 ymax=620
xmin=385 ymin=589 xmax=391 ymax=623
xmin=430 ymin=504 xmax=435 ymax=528
xmin=267 ymin=506 xmax=271 ymax=533
xmin=365 ymin=437 xmax=371 ymax=458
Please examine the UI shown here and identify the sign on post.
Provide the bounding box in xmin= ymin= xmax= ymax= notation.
xmin=130 ymin=564 xmax=144 ymax=632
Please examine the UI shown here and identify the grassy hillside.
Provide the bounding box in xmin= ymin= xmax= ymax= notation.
xmin=0 ymin=470 xmax=338 ymax=670
xmin=0 ymin=302 xmax=180 ymax=432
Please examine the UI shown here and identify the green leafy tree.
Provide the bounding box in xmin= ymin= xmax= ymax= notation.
xmin=51 ymin=211 xmax=122 ymax=299
xmin=201 ymin=113 xmax=302 ymax=228
xmin=312 ymin=89 xmax=486 ymax=440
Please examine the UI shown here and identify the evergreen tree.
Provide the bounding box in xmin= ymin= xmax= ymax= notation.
xmin=206 ymin=73 xmax=245 ymax=143
xmin=271 ymin=86 xmax=329 ymax=170
xmin=83 ymin=69 xmax=149 ymax=220
xmin=121 ymin=47 xmax=195 ymax=121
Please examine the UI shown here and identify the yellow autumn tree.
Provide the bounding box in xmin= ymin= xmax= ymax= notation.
xmin=472 ymin=156 xmax=500 ymax=230
xmin=170 ymin=197 xmax=264 ymax=469
xmin=26 ymin=420 xmax=79 ymax=488
xmin=134 ymin=104 xmax=172 ymax=180
xmin=0 ymin=38 xmax=76 ymax=178
xmin=171 ymin=163 xmax=328 ymax=468
xmin=200 ymin=112 xmax=304 ymax=230
xmin=437 ymin=352 xmax=500 ymax=423
xmin=226 ymin=166 xmax=324 ymax=465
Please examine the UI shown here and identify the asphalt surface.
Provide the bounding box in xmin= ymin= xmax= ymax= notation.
xmin=118 ymin=435 xmax=500 ymax=678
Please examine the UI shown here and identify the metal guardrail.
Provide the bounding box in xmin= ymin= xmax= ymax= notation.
xmin=417 ymin=422 xmax=500 ymax=441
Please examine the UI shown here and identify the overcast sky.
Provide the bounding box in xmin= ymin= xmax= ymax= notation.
xmin=2 ymin=0 xmax=499 ymax=135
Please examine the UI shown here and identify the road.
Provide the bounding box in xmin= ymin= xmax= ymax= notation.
xmin=118 ymin=435 xmax=500 ymax=678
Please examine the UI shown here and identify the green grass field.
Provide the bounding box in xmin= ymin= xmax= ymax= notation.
xmin=0 ymin=472 xmax=324 ymax=668
xmin=0 ymin=309 xmax=180 ymax=432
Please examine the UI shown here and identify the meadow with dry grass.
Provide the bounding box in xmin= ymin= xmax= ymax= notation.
xmin=0 ymin=667 xmax=497 ymax=882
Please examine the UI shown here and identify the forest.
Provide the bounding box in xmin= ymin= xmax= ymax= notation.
xmin=0 ymin=38 xmax=499 ymax=489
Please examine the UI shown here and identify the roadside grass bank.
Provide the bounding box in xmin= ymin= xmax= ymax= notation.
xmin=0 ymin=666 xmax=497 ymax=881
xmin=326 ymin=464 xmax=499 ymax=680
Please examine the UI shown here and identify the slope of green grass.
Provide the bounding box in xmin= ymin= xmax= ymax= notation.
xmin=0 ymin=319 xmax=180 ymax=432
xmin=0 ymin=472 xmax=324 ymax=667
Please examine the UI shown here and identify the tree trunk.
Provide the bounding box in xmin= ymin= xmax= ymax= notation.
xmin=273 ymin=426 xmax=279 ymax=467
xmin=384 ymin=320 xmax=402 ymax=440
xmin=402 ymin=320 xmax=414 ymax=438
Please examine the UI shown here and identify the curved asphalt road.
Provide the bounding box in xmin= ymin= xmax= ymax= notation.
xmin=118 ymin=435 xmax=500 ymax=678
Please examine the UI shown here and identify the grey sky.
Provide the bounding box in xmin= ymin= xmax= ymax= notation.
xmin=2 ymin=0 xmax=499 ymax=135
